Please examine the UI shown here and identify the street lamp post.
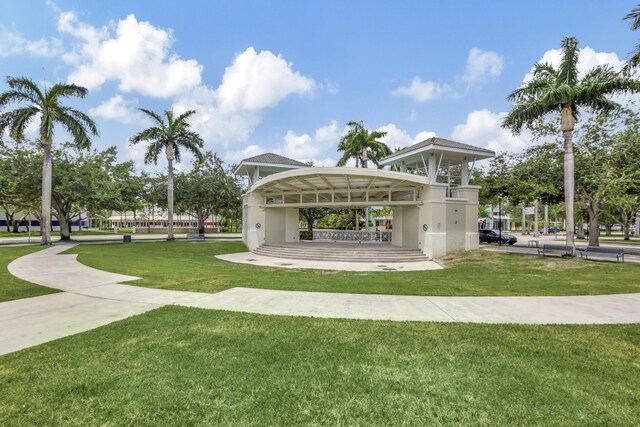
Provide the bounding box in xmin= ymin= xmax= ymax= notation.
xmin=498 ymin=195 xmax=503 ymax=246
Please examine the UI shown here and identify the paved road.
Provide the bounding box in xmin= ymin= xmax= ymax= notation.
xmin=1 ymin=244 xmax=639 ymax=355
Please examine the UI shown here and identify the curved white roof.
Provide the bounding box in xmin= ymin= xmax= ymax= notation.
xmin=251 ymin=167 xmax=429 ymax=194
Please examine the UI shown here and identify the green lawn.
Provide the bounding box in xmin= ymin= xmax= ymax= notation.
xmin=0 ymin=246 xmax=58 ymax=302
xmin=600 ymin=238 xmax=640 ymax=246
xmin=64 ymin=241 xmax=640 ymax=296
xmin=0 ymin=306 xmax=638 ymax=426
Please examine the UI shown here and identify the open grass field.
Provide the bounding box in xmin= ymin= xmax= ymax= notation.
xmin=1 ymin=306 xmax=638 ymax=426
xmin=64 ymin=240 xmax=640 ymax=296
xmin=0 ymin=246 xmax=58 ymax=302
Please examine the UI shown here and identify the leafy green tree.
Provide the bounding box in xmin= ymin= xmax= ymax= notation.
xmin=0 ymin=141 xmax=47 ymax=232
xmin=175 ymin=152 xmax=241 ymax=234
xmin=111 ymin=163 xmax=145 ymax=225
xmin=129 ymin=109 xmax=204 ymax=240
xmin=572 ymin=109 xmax=640 ymax=245
xmin=601 ymin=113 xmax=640 ymax=240
xmin=299 ymin=207 xmax=338 ymax=232
xmin=502 ymin=37 xmax=640 ymax=252
xmin=0 ymin=77 xmax=98 ymax=244
xmin=50 ymin=145 xmax=122 ymax=240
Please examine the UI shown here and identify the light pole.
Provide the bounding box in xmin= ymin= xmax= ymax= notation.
xmin=498 ymin=195 xmax=503 ymax=246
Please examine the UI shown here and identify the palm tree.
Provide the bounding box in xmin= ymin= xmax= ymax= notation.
xmin=130 ymin=109 xmax=204 ymax=240
xmin=337 ymin=121 xmax=391 ymax=168
xmin=0 ymin=77 xmax=98 ymax=245
xmin=502 ymin=37 xmax=640 ymax=253
xmin=337 ymin=121 xmax=391 ymax=230
xmin=623 ymin=5 xmax=640 ymax=75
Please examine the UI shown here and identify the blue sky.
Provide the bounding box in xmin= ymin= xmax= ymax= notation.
xmin=0 ymin=1 xmax=637 ymax=170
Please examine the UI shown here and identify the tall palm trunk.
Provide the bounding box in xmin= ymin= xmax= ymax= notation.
xmin=166 ymin=142 xmax=175 ymax=241
xmin=41 ymin=142 xmax=53 ymax=245
xmin=561 ymin=107 xmax=575 ymax=254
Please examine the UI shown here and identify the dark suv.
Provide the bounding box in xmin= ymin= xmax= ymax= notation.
xmin=479 ymin=229 xmax=517 ymax=245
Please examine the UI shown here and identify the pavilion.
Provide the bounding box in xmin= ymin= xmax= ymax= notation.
xmin=235 ymin=138 xmax=494 ymax=260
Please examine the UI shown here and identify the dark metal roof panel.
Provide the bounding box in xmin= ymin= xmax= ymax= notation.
xmin=241 ymin=153 xmax=309 ymax=167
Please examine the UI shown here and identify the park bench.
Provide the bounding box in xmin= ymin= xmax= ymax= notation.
xmin=537 ymin=244 xmax=573 ymax=258
xmin=579 ymin=246 xmax=624 ymax=262
xmin=186 ymin=233 xmax=206 ymax=241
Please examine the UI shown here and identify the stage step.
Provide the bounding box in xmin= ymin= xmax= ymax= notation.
xmin=253 ymin=243 xmax=428 ymax=263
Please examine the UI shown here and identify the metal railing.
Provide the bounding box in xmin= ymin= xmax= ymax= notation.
xmin=312 ymin=229 xmax=392 ymax=243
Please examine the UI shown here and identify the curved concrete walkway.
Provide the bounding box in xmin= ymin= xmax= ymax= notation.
xmin=2 ymin=244 xmax=640 ymax=355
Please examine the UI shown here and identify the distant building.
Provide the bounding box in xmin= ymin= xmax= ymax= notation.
xmin=0 ymin=208 xmax=88 ymax=232
xmin=107 ymin=208 xmax=222 ymax=231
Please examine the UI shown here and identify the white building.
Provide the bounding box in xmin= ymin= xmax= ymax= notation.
xmin=236 ymin=137 xmax=494 ymax=260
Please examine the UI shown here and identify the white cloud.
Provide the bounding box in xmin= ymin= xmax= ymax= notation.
xmin=0 ymin=25 xmax=62 ymax=58
xmin=279 ymin=120 xmax=343 ymax=160
xmin=215 ymin=47 xmax=314 ymax=113
xmin=392 ymin=76 xmax=451 ymax=102
xmin=450 ymin=109 xmax=533 ymax=153
xmin=59 ymin=12 xmax=202 ymax=98
xmin=223 ymin=144 xmax=265 ymax=164
xmin=462 ymin=48 xmax=503 ymax=86
xmin=413 ymin=130 xmax=437 ymax=142
xmin=408 ymin=110 xmax=417 ymax=122
xmin=377 ymin=123 xmax=437 ymax=151
xmin=393 ymin=47 xmax=503 ymax=102
xmin=174 ymin=47 xmax=316 ymax=148
xmin=89 ymin=95 xmax=142 ymax=124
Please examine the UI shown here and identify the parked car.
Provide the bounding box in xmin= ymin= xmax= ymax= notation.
xmin=547 ymin=226 xmax=564 ymax=233
xmin=479 ymin=229 xmax=517 ymax=245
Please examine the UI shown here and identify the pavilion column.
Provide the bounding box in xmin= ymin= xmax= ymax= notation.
xmin=461 ymin=161 xmax=469 ymax=186
xmin=428 ymin=154 xmax=437 ymax=184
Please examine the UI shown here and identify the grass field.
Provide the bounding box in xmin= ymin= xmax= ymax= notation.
xmin=64 ymin=240 xmax=640 ymax=296
xmin=0 ymin=246 xmax=58 ymax=302
xmin=0 ymin=306 xmax=638 ymax=426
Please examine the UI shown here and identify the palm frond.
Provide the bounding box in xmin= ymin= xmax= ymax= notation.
xmin=144 ymin=139 xmax=165 ymax=165
xmin=61 ymin=107 xmax=99 ymax=137
xmin=624 ymin=6 xmax=640 ymax=31
xmin=138 ymin=108 xmax=166 ymax=127
xmin=559 ymin=37 xmax=580 ymax=86
xmin=57 ymin=111 xmax=94 ymax=149
xmin=578 ymin=65 xmax=640 ymax=98
xmin=172 ymin=110 xmax=196 ymax=128
xmin=0 ymin=89 xmax=40 ymax=109
xmin=45 ymin=83 xmax=88 ymax=103
xmin=508 ymin=73 xmax=555 ymax=103
xmin=4 ymin=107 xmax=39 ymax=142
xmin=502 ymin=100 xmax=558 ymax=134
xmin=129 ymin=127 xmax=164 ymax=145
xmin=5 ymin=77 xmax=44 ymax=103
